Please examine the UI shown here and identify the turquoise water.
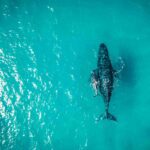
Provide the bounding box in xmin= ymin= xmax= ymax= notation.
xmin=1 ymin=0 xmax=150 ymax=149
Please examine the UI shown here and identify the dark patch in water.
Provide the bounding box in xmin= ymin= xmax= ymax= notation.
xmin=114 ymin=47 xmax=137 ymax=115
xmin=119 ymin=49 xmax=137 ymax=87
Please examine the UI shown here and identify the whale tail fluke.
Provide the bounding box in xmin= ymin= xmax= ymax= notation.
xmin=97 ymin=112 xmax=117 ymax=122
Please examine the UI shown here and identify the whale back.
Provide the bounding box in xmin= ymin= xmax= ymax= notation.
xmin=97 ymin=43 xmax=114 ymax=102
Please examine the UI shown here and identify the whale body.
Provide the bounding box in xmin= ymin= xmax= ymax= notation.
xmin=92 ymin=43 xmax=117 ymax=121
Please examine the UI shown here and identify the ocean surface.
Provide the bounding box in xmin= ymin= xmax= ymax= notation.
xmin=1 ymin=0 xmax=150 ymax=150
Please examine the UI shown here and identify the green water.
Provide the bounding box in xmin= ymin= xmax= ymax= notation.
xmin=1 ymin=0 xmax=150 ymax=149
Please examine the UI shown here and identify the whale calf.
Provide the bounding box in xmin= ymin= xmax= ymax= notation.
xmin=91 ymin=43 xmax=117 ymax=121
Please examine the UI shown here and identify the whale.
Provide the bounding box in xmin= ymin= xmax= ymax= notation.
xmin=92 ymin=43 xmax=117 ymax=121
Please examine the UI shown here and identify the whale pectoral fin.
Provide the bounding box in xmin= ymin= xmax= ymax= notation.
xmin=89 ymin=69 xmax=96 ymax=81
xmin=113 ymin=57 xmax=125 ymax=78
xmin=113 ymin=69 xmax=119 ymax=79
xmin=90 ymin=68 xmax=100 ymax=97
xmin=89 ymin=68 xmax=99 ymax=82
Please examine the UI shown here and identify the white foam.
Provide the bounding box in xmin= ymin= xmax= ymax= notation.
xmin=65 ymin=89 xmax=73 ymax=100
xmin=32 ymin=82 xmax=37 ymax=89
